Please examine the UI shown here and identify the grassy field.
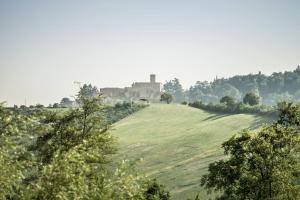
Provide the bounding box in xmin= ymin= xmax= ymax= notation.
xmin=111 ymin=104 xmax=273 ymax=200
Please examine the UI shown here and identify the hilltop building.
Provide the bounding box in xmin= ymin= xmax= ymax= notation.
xmin=100 ymin=74 xmax=161 ymax=103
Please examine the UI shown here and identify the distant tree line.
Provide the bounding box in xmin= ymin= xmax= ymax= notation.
xmin=164 ymin=66 xmax=300 ymax=105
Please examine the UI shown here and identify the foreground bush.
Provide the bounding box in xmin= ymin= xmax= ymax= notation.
xmin=0 ymin=98 xmax=169 ymax=200
xmin=201 ymin=102 xmax=300 ymax=200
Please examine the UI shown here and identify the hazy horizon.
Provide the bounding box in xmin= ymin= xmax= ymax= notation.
xmin=1 ymin=0 xmax=300 ymax=105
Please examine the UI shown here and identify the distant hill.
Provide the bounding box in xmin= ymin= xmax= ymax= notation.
xmin=112 ymin=104 xmax=273 ymax=200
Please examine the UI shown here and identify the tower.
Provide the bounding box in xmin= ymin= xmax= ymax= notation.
xmin=150 ymin=74 xmax=156 ymax=83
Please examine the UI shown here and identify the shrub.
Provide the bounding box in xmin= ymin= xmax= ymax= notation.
xmin=243 ymin=92 xmax=260 ymax=106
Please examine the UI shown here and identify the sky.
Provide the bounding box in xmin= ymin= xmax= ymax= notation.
xmin=0 ymin=0 xmax=300 ymax=105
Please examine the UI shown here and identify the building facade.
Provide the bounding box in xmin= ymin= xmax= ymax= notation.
xmin=100 ymin=74 xmax=161 ymax=102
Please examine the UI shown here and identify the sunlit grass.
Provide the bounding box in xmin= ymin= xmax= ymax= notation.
xmin=112 ymin=104 xmax=272 ymax=200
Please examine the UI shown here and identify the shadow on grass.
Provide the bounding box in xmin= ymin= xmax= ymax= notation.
xmin=202 ymin=114 xmax=229 ymax=121
xmin=248 ymin=115 xmax=276 ymax=129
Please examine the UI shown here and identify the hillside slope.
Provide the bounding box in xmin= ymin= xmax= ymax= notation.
xmin=112 ymin=104 xmax=272 ymax=200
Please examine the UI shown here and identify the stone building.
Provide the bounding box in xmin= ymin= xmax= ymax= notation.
xmin=100 ymin=74 xmax=161 ymax=102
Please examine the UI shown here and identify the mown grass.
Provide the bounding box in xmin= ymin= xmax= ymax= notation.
xmin=112 ymin=104 xmax=273 ymax=200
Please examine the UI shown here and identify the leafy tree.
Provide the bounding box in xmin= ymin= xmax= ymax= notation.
xmin=26 ymin=97 xmax=169 ymax=200
xmin=20 ymin=105 xmax=27 ymax=109
xmin=78 ymin=83 xmax=99 ymax=98
xmin=163 ymin=78 xmax=184 ymax=102
xmin=220 ymin=96 xmax=235 ymax=106
xmin=160 ymin=93 xmax=173 ymax=104
xmin=29 ymin=131 xmax=116 ymax=199
xmin=0 ymin=97 xmax=169 ymax=200
xmin=201 ymin=103 xmax=300 ymax=200
xmin=33 ymin=95 xmax=107 ymax=164
xmin=243 ymin=92 xmax=260 ymax=106
xmin=52 ymin=103 xmax=60 ymax=108
xmin=60 ymin=97 xmax=73 ymax=107
xmin=35 ymin=104 xmax=44 ymax=108
xmin=0 ymin=103 xmax=29 ymax=199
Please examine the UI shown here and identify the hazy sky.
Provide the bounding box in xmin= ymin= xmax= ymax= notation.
xmin=1 ymin=0 xmax=300 ymax=105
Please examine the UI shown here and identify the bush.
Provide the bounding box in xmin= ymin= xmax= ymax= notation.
xmin=160 ymin=93 xmax=173 ymax=104
xmin=220 ymin=96 xmax=235 ymax=106
xmin=243 ymin=92 xmax=260 ymax=106
xmin=189 ymin=101 xmax=278 ymax=117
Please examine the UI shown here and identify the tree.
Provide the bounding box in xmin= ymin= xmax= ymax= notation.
xmin=27 ymin=96 xmax=170 ymax=200
xmin=35 ymin=104 xmax=44 ymax=108
xmin=163 ymin=78 xmax=184 ymax=102
xmin=201 ymin=103 xmax=300 ymax=200
xmin=33 ymin=95 xmax=106 ymax=164
xmin=60 ymin=97 xmax=73 ymax=107
xmin=78 ymin=84 xmax=99 ymax=98
xmin=160 ymin=93 xmax=173 ymax=104
xmin=52 ymin=103 xmax=60 ymax=108
xmin=213 ymin=83 xmax=241 ymax=100
xmin=220 ymin=96 xmax=235 ymax=106
xmin=243 ymin=92 xmax=260 ymax=106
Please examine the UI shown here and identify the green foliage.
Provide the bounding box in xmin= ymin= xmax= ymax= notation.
xmin=0 ymin=97 xmax=162 ymax=200
xmin=201 ymin=103 xmax=300 ymax=200
xmin=277 ymin=101 xmax=300 ymax=127
xmin=32 ymin=96 xmax=107 ymax=164
xmin=243 ymin=92 xmax=260 ymax=106
xmin=103 ymin=102 xmax=147 ymax=124
xmin=163 ymin=78 xmax=184 ymax=102
xmin=187 ymin=66 xmax=300 ymax=105
xmin=220 ymin=96 xmax=235 ymax=106
xmin=181 ymin=101 xmax=188 ymax=105
xmin=78 ymin=83 xmax=99 ymax=98
xmin=0 ymin=103 xmax=29 ymax=199
xmin=186 ymin=194 xmax=200 ymax=200
xmin=189 ymin=101 xmax=277 ymax=117
xmin=113 ymin=104 xmax=270 ymax=200
xmin=52 ymin=103 xmax=60 ymax=108
xmin=160 ymin=93 xmax=173 ymax=104
xmin=60 ymin=97 xmax=73 ymax=107
xmin=28 ymin=131 xmax=116 ymax=199
xmin=0 ymin=141 xmax=24 ymax=199
xmin=35 ymin=104 xmax=44 ymax=108
xmin=144 ymin=179 xmax=171 ymax=200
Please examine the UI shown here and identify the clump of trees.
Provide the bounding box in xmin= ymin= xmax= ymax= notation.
xmin=187 ymin=66 xmax=300 ymax=105
xmin=78 ymin=83 xmax=99 ymax=98
xmin=243 ymin=92 xmax=260 ymax=106
xmin=0 ymin=90 xmax=169 ymax=199
xmin=163 ymin=78 xmax=184 ymax=103
xmin=60 ymin=97 xmax=74 ymax=107
xmin=220 ymin=96 xmax=235 ymax=106
xmin=103 ymin=102 xmax=147 ymax=124
xmin=201 ymin=102 xmax=300 ymax=199
xmin=189 ymin=92 xmax=277 ymax=116
xmin=160 ymin=93 xmax=173 ymax=104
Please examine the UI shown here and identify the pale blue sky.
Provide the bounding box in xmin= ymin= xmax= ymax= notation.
xmin=0 ymin=0 xmax=300 ymax=105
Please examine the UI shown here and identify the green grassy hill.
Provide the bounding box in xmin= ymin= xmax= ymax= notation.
xmin=111 ymin=104 xmax=273 ymax=200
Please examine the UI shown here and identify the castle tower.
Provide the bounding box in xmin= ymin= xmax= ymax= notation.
xmin=150 ymin=74 xmax=156 ymax=83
